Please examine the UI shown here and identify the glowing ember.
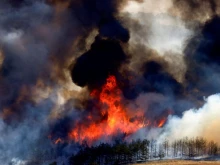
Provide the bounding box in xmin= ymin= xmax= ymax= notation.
xmin=55 ymin=138 xmax=63 ymax=144
xmin=68 ymin=75 xmax=145 ymax=144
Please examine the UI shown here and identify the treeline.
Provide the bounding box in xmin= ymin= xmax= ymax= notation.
xmin=69 ymin=137 xmax=220 ymax=165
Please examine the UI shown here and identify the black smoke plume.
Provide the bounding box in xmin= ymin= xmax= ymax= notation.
xmin=185 ymin=16 xmax=220 ymax=99
xmin=71 ymin=36 xmax=127 ymax=89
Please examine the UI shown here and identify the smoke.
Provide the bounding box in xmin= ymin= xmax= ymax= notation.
xmin=171 ymin=0 xmax=220 ymax=24
xmin=0 ymin=0 xmax=85 ymax=164
xmin=71 ymin=36 xmax=127 ymax=88
xmin=113 ymin=0 xmax=220 ymax=147
xmin=0 ymin=97 xmax=55 ymax=164
xmin=1 ymin=0 xmax=220 ymax=164
xmin=0 ymin=0 xmax=147 ymax=163
xmin=160 ymin=94 xmax=220 ymax=143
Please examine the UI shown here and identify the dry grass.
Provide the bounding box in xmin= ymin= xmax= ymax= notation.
xmin=133 ymin=160 xmax=220 ymax=165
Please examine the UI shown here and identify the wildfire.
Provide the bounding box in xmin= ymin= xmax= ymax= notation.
xmin=158 ymin=118 xmax=166 ymax=128
xmin=68 ymin=75 xmax=145 ymax=144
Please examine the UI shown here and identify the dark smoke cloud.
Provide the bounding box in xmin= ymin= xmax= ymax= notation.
xmin=142 ymin=61 xmax=182 ymax=95
xmin=0 ymin=1 xmax=52 ymax=119
xmin=70 ymin=0 xmax=133 ymax=89
xmin=0 ymin=0 xmax=85 ymax=164
xmin=71 ymin=36 xmax=127 ymax=88
xmin=70 ymin=3 xmax=191 ymax=132
xmin=168 ymin=0 xmax=220 ymax=106
xmin=184 ymin=16 xmax=220 ymax=99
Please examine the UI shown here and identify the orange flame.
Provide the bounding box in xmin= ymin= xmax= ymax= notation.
xmin=54 ymin=138 xmax=63 ymax=144
xmin=68 ymin=75 xmax=145 ymax=144
xmin=158 ymin=118 xmax=166 ymax=128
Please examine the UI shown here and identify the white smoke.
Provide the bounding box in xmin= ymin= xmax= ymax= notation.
xmin=123 ymin=0 xmax=192 ymax=55
xmin=11 ymin=158 xmax=27 ymax=165
xmin=160 ymin=94 xmax=220 ymax=143
xmin=122 ymin=0 xmax=191 ymax=83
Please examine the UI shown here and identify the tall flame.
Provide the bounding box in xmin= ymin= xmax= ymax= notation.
xmin=68 ymin=75 xmax=145 ymax=144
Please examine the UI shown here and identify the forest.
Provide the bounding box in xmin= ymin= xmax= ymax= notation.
xmin=68 ymin=137 xmax=219 ymax=165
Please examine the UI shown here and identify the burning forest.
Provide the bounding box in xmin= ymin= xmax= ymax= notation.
xmin=1 ymin=0 xmax=220 ymax=165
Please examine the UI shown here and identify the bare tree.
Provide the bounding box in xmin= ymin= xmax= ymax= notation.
xmin=158 ymin=144 xmax=165 ymax=159
xmin=163 ymin=139 xmax=169 ymax=157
